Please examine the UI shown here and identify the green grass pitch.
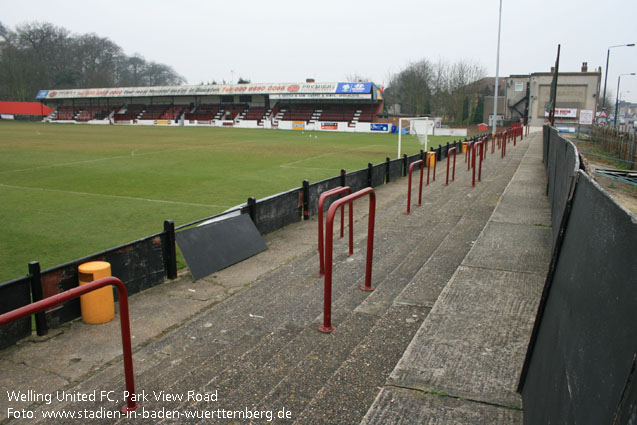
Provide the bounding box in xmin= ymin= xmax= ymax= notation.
xmin=0 ymin=121 xmax=456 ymax=282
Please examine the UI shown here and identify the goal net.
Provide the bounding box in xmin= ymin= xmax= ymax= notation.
xmin=397 ymin=117 xmax=437 ymax=158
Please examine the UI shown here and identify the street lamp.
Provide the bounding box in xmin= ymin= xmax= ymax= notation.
xmin=603 ymin=43 xmax=635 ymax=109
xmin=614 ymin=73 xmax=636 ymax=128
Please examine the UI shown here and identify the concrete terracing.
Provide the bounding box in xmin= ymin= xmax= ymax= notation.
xmin=0 ymin=132 xmax=550 ymax=424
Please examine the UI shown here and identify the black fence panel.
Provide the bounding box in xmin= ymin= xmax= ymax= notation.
xmin=0 ymin=276 xmax=31 ymax=349
xmin=370 ymin=163 xmax=385 ymax=187
xmin=544 ymin=127 xmax=580 ymax=249
xmin=388 ymin=158 xmax=403 ymax=181
xmin=40 ymin=233 xmax=167 ymax=328
xmin=345 ymin=169 xmax=368 ymax=193
xmin=406 ymin=153 xmax=422 ymax=171
xmin=521 ymin=172 xmax=637 ymax=425
xmin=307 ymin=176 xmax=341 ymax=217
xmin=253 ymin=187 xmax=303 ymax=234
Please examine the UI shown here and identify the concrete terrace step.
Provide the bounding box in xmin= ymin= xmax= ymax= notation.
xmin=9 ymin=134 xmax=535 ymax=425
xmin=361 ymin=133 xmax=549 ymax=424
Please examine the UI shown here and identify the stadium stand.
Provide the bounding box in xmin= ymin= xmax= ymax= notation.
xmin=36 ymin=81 xmax=385 ymax=131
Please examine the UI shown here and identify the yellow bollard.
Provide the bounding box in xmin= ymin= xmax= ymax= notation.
xmin=462 ymin=142 xmax=468 ymax=154
xmin=78 ymin=261 xmax=115 ymax=324
xmin=427 ymin=152 xmax=436 ymax=168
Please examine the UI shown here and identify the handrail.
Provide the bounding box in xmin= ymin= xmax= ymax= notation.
xmin=466 ymin=140 xmax=475 ymax=169
xmin=446 ymin=147 xmax=457 ymax=185
xmin=426 ymin=152 xmax=437 ymax=185
xmin=406 ymin=160 xmax=424 ymax=214
xmin=318 ymin=186 xmax=353 ymax=277
xmin=319 ymin=187 xmax=376 ymax=333
xmin=0 ymin=276 xmax=140 ymax=413
xmin=472 ymin=139 xmax=485 ymax=187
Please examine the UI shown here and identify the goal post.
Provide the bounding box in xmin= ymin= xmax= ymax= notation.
xmin=397 ymin=117 xmax=436 ymax=158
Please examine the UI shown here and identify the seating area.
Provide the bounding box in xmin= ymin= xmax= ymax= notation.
xmin=218 ymin=104 xmax=248 ymax=121
xmin=75 ymin=105 xmax=119 ymax=121
xmin=274 ymin=103 xmax=378 ymax=123
xmin=280 ymin=104 xmax=315 ymax=122
xmin=114 ymin=104 xmax=145 ymax=121
xmin=184 ymin=104 xmax=221 ymax=121
xmin=138 ymin=104 xmax=170 ymax=120
xmin=314 ymin=103 xmax=378 ymax=123
xmin=54 ymin=105 xmax=77 ymax=120
xmin=242 ymin=106 xmax=268 ymax=121
xmin=159 ymin=104 xmax=188 ymax=120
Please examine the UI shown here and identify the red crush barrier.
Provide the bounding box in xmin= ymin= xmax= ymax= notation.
xmin=406 ymin=160 xmax=424 ymax=214
xmin=0 ymin=277 xmax=139 ymax=413
xmin=426 ymin=152 xmax=436 ymax=184
xmin=318 ymin=186 xmax=353 ymax=277
xmin=472 ymin=140 xmax=485 ymax=187
xmin=319 ymin=187 xmax=375 ymax=333
xmin=446 ymin=147 xmax=457 ymax=185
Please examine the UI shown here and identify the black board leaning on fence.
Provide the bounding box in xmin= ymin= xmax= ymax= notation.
xmin=176 ymin=213 xmax=267 ymax=281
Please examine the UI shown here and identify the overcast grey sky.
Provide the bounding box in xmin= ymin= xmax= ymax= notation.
xmin=3 ymin=0 xmax=637 ymax=103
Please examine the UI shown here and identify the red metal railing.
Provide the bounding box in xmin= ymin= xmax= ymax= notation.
xmin=446 ymin=147 xmax=457 ymax=185
xmin=406 ymin=159 xmax=424 ymax=214
xmin=472 ymin=139 xmax=485 ymax=187
xmin=426 ymin=151 xmax=436 ymax=184
xmin=319 ymin=187 xmax=375 ymax=333
xmin=318 ymin=186 xmax=353 ymax=277
xmin=0 ymin=276 xmax=139 ymax=413
xmin=465 ymin=140 xmax=475 ymax=170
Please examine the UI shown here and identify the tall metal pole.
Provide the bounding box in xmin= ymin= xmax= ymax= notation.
xmin=615 ymin=73 xmax=636 ymax=128
xmin=603 ymin=44 xmax=635 ymax=110
xmin=492 ymin=0 xmax=503 ymax=139
xmin=603 ymin=49 xmax=611 ymax=110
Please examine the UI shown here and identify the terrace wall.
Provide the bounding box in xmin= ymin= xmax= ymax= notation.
xmin=519 ymin=126 xmax=637 ymax=424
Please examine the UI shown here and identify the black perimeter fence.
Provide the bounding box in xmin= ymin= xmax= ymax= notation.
xmin=0 ymin=136 xmax=483 ymax=350
xmin=519 ymin=126 xmax=637 ymax=424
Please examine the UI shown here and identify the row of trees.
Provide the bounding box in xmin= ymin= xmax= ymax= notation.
xmin=382 ymin=59 xmax=489 ymax=125
xmin=0 ymin=21 xmax=185 ymax=101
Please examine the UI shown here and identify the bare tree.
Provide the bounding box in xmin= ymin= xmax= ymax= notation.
xmin=0 ymin=21 xmax=186 ymax=100
xmin=384 ymin=58 xmax=486 ymax=123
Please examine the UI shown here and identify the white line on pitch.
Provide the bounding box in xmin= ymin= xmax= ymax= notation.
xmin=0 ymin=183 xmax=228 ymax=208
xmin=278 ymin=144 xmax=383 ymax=168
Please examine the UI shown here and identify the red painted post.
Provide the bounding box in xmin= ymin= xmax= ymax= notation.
xmin=406 ymin=160 xmax=424 ymax=214
xmin=478 ymin=141 xmax=484 ymax=182
xmin=319 ymin=188 xmax=375 ymax=333
xmin=472 ymin=142 xmax=477 ymax=187
xmin=502 ymin=131 xmax=507 ymax=158
xmin=426 ymin=152 xmax=436 ymax=184
xmin=318 ymin=186 xmax=353 ymax=277
xmin=0 ymin=277 xmax=139 ymax=413
xmin=466 ymin=141 xmax=474 ymax=170
xmin=446 ymin=147 xmax=457 ymax=185
xmin=492 ymin=133 xmax=496 ymax=154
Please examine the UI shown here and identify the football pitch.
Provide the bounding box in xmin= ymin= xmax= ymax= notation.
xmin=0 ymin=121 xmax=455 ymax=282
